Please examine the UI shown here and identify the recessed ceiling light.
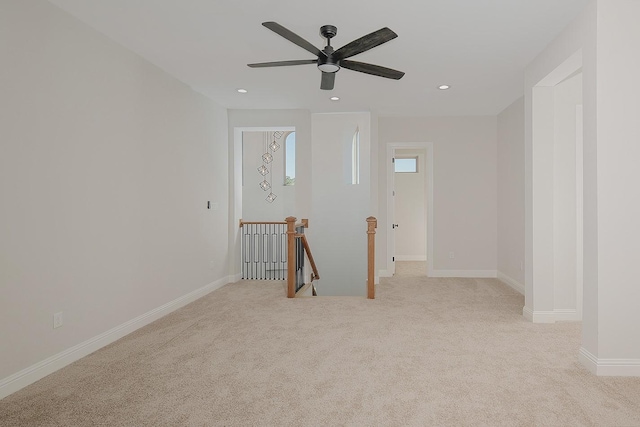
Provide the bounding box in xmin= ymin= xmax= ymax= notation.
xmin=237 ymin=88 xmax=248 ymax=93
xmin=330 ymin=96 xmax=340 ymax=101
xmin=438 ymin=85 xmax=451 ymax=90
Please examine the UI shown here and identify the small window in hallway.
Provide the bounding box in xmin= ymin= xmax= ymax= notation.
xmin=352 ymin=127 xmax=360 ymax=185
xmin=395 ymin=157 xmax=418 ymax=173
xmin=285 ymin=132 xmax=295 ymax=186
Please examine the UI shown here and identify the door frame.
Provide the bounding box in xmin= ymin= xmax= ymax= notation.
xmin=386 ymin=142 xmax=434 ymax=276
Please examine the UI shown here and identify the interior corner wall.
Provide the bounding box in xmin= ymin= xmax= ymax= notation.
xmin=378 ymin=116 xmax=498 ymax=276
xmin=497 ymin=97 xmax=525 ymax=291
xmin=0 ymin=0 xmax=229 ymax=396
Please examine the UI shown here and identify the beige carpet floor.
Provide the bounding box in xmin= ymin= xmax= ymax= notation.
xmin=2 ymin=262 xmax=640 ymax=426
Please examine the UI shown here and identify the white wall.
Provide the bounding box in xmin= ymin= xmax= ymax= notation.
xmin=553 ymin=73 xmax=583 ymax=311
xmin=526 ymin=0 xmax=640 ymax=375
xmin=394 ymin=149 xmax=427 ymax=261
xmin=594 ymin=0 xmax=640 ymax=366
xmin=524 ymin=0 xmax=595 ymax=331
xmin=497 ymin=97 xmax=525 ymax=292
xmin=0 ymin=0 xmax=229 ymax=396
xmin=378 ymin=117 xmax=498 ymax=277
xmin=311 ymin=113 xmax=371 ymax=296
xmin=504 ymin=74 xmax=583 ymax=307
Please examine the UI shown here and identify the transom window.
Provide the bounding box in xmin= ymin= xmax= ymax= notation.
xmin=394 ymin=157 xmax=418 ymax=173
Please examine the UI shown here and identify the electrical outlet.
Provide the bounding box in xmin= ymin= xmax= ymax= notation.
xmin=449 ymin=252 xmax=455 ymax=259
xmin=211 ymin=202 xmax=219 ymax=211
xmin=53 ymin=312 xmax=63 ymax=329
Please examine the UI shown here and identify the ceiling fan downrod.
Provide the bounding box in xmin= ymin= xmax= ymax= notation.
xmin=318 ymin=25 xmax=339 ymax=73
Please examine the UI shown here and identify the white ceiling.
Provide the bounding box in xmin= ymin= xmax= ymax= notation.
xmin=47 ymin=0 xmax=589 ymax=116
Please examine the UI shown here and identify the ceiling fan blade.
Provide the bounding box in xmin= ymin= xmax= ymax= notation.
xmin=334 ymin=27 xmax=398 ymax=60
xmin=340 ymin=60 xmax=405 ymax=80
xmin=320 ymin=72 xmax=336 ymax=90
xmin=262 ymin=22 xmax=325 ymax=58
xmin=248 ymin=59 xmax=317 ymax=68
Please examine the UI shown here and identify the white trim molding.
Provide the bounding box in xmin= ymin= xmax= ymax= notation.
xmin=579 ymin=347 xmax=640 ymax=376
xmin=430 ymin=270 xmax=497 ymax=278
xmin=0 ymin=276 xmax=233 ymax=400
xmin=522 ymin=307 xmax=580 ymax=323
xmin=395 ymin=256 xmax=427 ymax=261
xmin=497 ymin=271 xmax=525 ymax=295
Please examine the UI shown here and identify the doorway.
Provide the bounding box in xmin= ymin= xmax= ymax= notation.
xmin=394 ymin=149 xmax=427 ymax=276
xmin=386 ymin=142 xmax=434 ymax=277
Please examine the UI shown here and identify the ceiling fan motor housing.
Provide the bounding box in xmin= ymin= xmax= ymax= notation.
xmin=317 ymin=44 xmax=340 ymax=73
xmin=320 ymin=25 xmax=337 ymax=40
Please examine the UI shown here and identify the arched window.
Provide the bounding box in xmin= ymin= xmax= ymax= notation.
xmin=284 ymin=132 xmax=295 ymax=186
xmin=351 ymin=127 xmax=360 ymax=185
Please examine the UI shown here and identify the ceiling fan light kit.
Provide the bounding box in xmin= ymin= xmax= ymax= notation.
xmin=248 ymin=21 xmax=405 ymax=90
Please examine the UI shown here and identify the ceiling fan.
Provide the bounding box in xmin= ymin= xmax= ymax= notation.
xmin=248 ymin=22 xmax=405 ymax=90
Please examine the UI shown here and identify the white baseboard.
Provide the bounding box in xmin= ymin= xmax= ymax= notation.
xmin=430 ymin=270 xmax=497 ymax=278
xmin=497 ymin=271 xmax=524 ymax=295
xmin=0 ymin=275 xmax=233 ymax=400
xmin=523 ymin=306 xmax=534 ymax=322
xmin=395 ymin=256 xmax=427 ymax=261
xmin=579 ymin=347 xmax=640 ymax=376
xmin=378 ymin=269 xmax=391 ymax=278
xmin=522 ymin=306 xmax=580 ymax=323
xmin=230 ymin=272 xmax=242 ymax=283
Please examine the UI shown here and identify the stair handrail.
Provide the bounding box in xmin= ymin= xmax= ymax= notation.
xmin=286 ymin=216 xmax=320 ymax=297
xmin=297 ymin=233 xmax=320 ymax=283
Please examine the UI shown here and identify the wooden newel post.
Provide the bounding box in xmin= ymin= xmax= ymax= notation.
xmin=366 ymin=217 xmax=377 ymax=299
xmin=286 ymin=216 xmax=297 ymax=298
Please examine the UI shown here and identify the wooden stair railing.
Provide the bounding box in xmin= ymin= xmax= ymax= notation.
xmin=239 ymin=219 xmax=288 ymax=280
xmin=298 ymin=233 xmax=320 ymax=282
xmin=297 ymin=233 xmax=320 ymax=296
xmin=286 ymin=216 xmax=320 ymax=298
xmin=239 ymin=217 xmax=318 ymax=296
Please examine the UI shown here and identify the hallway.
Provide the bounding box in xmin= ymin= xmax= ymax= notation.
xmin=394 ymin=261 xmax=428 ymax=277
